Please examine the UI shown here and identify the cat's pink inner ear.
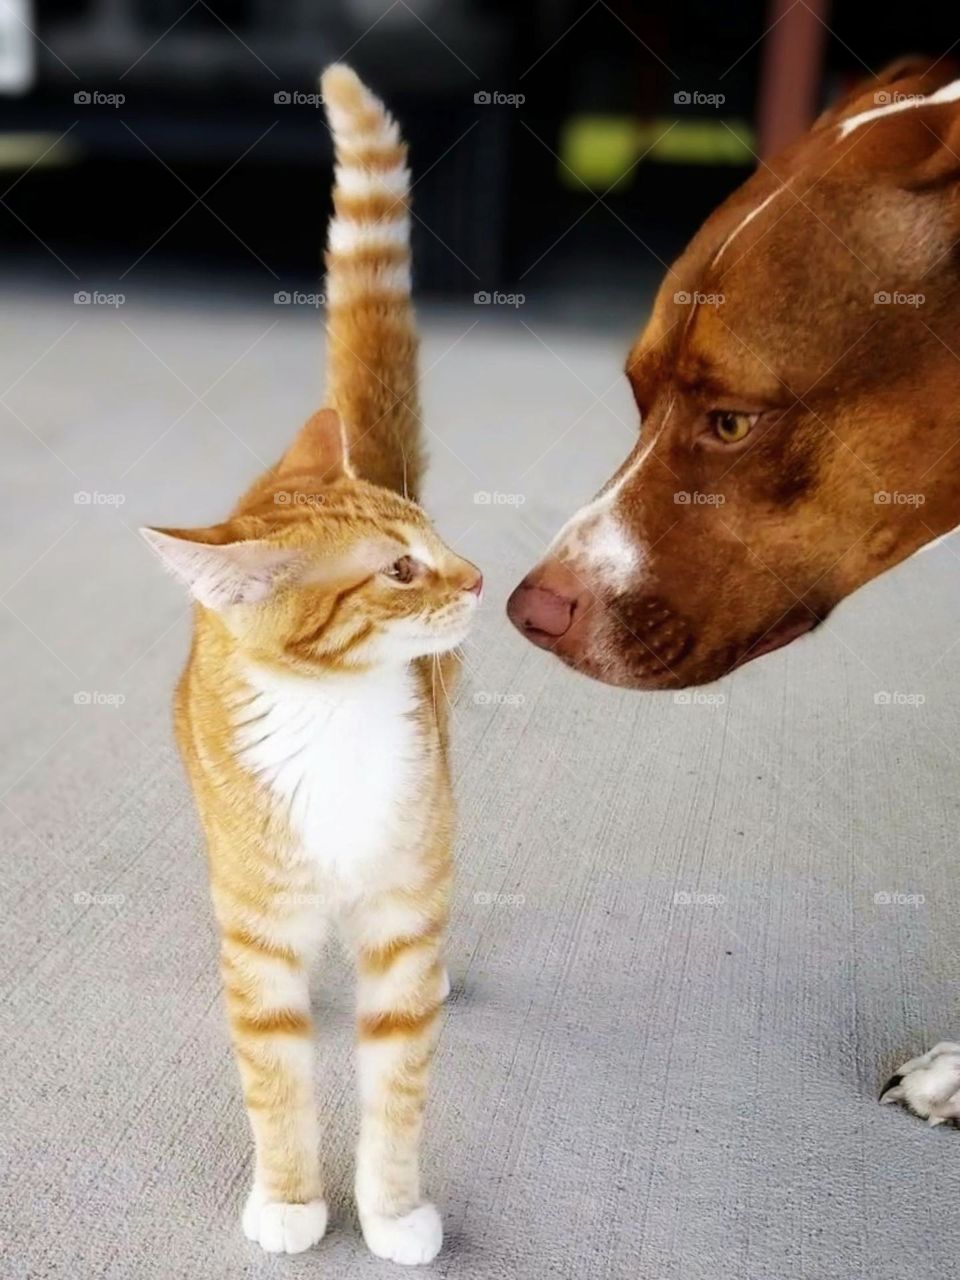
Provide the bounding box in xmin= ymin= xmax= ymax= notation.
xmin=277 ymin=408 xmax=351 ymax=481
xmin=140 ymin=528 xmax=299 ymax=609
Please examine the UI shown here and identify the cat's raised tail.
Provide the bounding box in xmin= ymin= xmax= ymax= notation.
xmin=320 ymin=64 xmax=423 ymax=500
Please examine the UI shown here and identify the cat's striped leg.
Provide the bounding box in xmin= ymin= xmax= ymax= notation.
xmin=349 ymin=889 xmax=449 ymax=1265
xmin=220 ymin=923 xmax=327 ymax=1254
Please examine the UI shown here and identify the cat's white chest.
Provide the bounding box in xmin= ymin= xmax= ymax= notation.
xmin=235 ymin=663 xmax=423 ymax=883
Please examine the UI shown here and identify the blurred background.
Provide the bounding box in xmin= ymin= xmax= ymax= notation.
xmin=0 ymin=0 xmax=956 ymax=315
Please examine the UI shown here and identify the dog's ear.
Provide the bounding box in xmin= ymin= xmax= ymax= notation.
xmin=813 ymin=59 xmax=960 ymax=200
xmin=812 ymin=58 xmax=943 ymax=132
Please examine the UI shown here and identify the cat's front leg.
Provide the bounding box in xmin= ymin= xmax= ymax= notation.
xmin=347 ymin=885 xmax=449 ymax=1265
xmin=220 ymin=922 xmax=328 ymax=1254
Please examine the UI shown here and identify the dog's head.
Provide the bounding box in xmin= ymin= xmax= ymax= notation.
xmin=509 ymin=61 xmax=960 ymax=689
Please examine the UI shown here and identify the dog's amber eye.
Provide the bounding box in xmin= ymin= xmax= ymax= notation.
xmin=384 ymin=555 xmax=421 ymax=584
xmin=711 ymin=410 xmax=756 ymax=444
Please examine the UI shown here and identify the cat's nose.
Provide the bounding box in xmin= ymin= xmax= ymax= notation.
xmin=465 ymin=572 xmax=483 ymax=597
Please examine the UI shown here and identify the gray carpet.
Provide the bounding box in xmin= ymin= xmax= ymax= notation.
xmin=2 ymin=280 xmax=959 ymax=1280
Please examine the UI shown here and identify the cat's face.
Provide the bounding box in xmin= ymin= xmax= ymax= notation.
xmin=142 ymin=468 xmax=481 ymax=674
xmin=258 ymin=480 xmax=483 ymax=670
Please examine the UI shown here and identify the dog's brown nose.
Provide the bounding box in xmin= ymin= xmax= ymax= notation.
xmin=506 ymin=559 xmax=587 ymax=645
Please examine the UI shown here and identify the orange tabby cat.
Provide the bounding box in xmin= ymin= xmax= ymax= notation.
xmin=141 ymin=64 xmax=481 ymax=1265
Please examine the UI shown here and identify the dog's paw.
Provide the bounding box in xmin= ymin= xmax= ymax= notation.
xmin=361 ymin=1203 xmax=443 ymax=1265
xmin=880 ymin=1042 xmax=960 ymax=1125
xmin=242 ymin=1185 xmax=328 ymax=1253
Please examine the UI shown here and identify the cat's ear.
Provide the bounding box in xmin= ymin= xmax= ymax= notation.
xmin=276 ymin=408 xmax=353 ymax=481
xmin=139 ymin=525 xmax=300 ymax=609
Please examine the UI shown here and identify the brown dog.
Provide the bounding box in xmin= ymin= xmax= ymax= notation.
xmin=508 ymin=59 xmax=960 ymax=1121
xmin=509 ymin=59 xmax=960 ymax=690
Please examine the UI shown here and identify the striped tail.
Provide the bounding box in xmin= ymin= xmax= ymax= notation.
xmin=320 ymin=64 xmax=423 ymax=500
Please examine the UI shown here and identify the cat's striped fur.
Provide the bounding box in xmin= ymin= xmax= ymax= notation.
xmin=141 ymin=64 xmax=480 ymax=1265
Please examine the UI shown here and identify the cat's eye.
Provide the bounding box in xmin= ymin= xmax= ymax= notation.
xmin=383 ymin=554 xmax=422 ymax=585
xmin=709 ymin=410 xmax=758 ymax=445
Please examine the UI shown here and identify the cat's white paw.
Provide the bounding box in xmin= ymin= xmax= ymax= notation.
xmin=880 ymin=1041 xmax=960 ymax=1125
xmin=242 ymin=1185 xmax=328 ymax=1253
xmin=361 ymin=1203 xmax=443 ymax=1265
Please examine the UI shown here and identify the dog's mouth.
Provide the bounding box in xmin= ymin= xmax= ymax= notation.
xmin=731 ymin=614 xmax=819 ymax=670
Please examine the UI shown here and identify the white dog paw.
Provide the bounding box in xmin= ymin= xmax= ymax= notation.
xmin=361 ymin=1203 xmax=443 ymax=1265
xmin=880 ymin=1041 xmax=960 ymax=1125
xmin=242 ymin=1185 xmax=328 ymax=1253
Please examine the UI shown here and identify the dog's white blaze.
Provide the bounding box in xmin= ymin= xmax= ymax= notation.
xmin=549 ymin=434 xmax=659 ymax=591
xmin=839 ymin=76 xmax=960 ymax=137
xmin=712 ymin=188 xmax=784 ymax=266
xmin=235 ymin=663 xmax=422 ymax=890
